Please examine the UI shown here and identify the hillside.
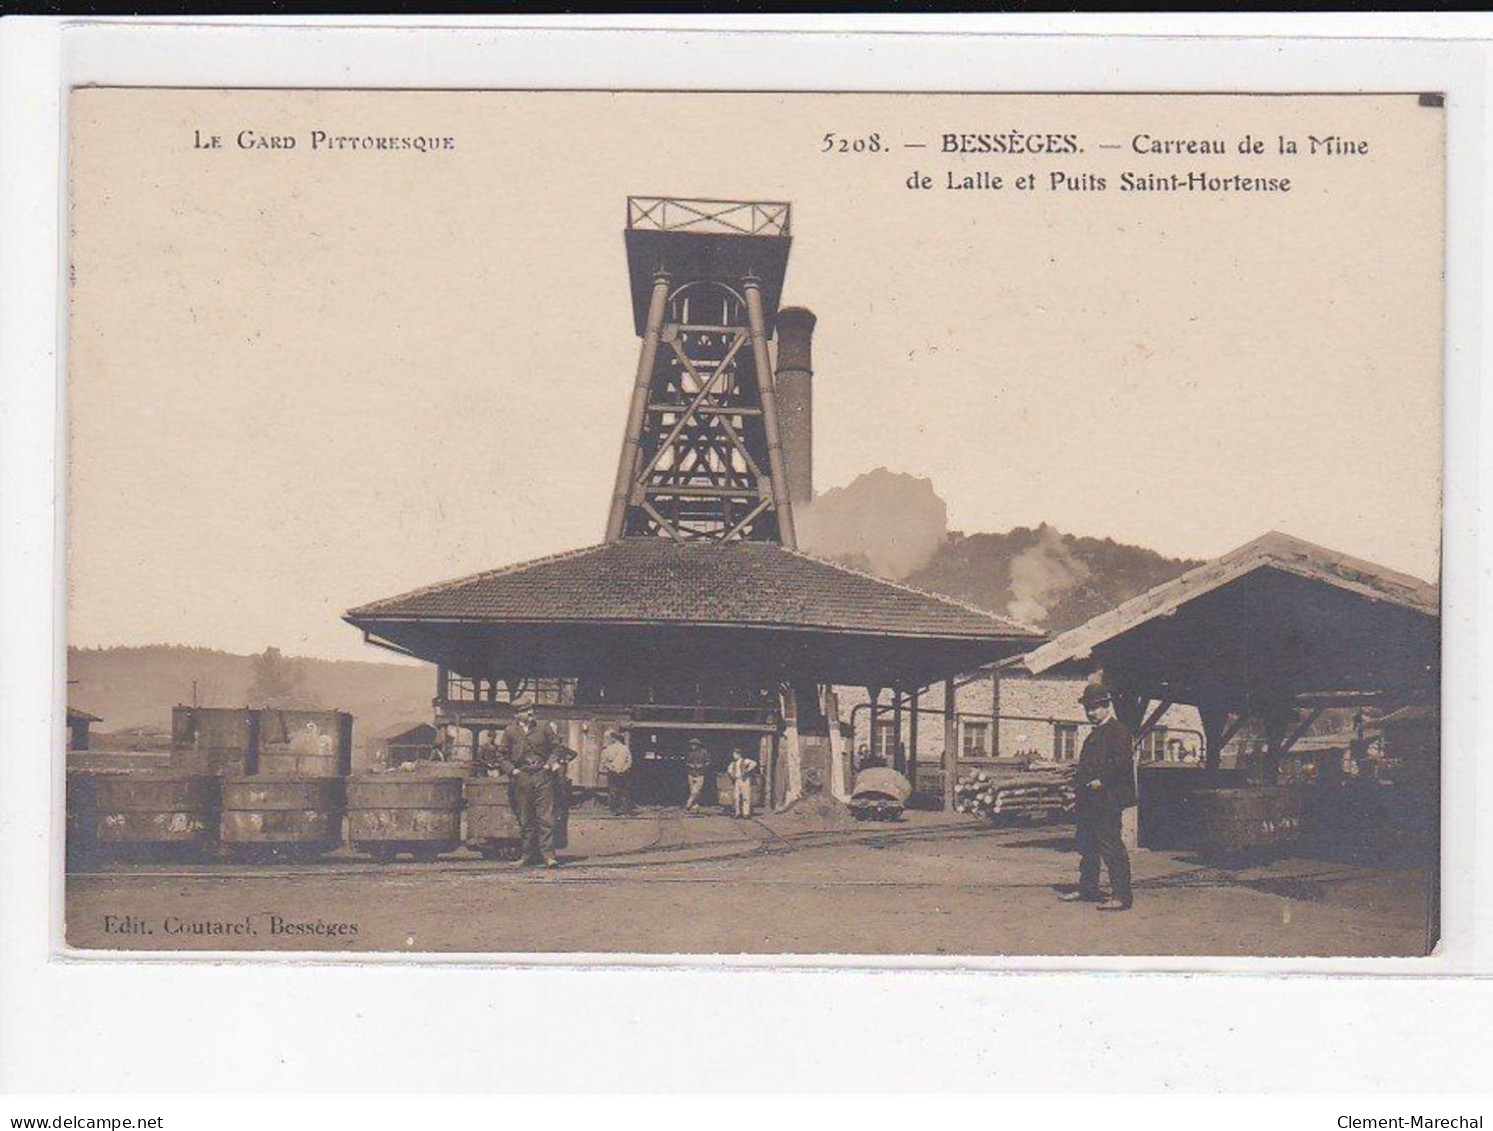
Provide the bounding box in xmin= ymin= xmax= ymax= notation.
xmin=67 ymin=645 xmax=432 ymax=743
xmin=797 ymin=469 xmax=1200 ymax=633
xmin=908 ymin=525 xmax=1202 ymax=633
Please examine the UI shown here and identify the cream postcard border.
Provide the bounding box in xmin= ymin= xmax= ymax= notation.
xmin=1 ymin=14 xmax=1487 ymax=1093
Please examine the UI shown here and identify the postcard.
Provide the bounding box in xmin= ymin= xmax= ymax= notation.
xmin=63 ymin=88 xmax=1443 ymax=957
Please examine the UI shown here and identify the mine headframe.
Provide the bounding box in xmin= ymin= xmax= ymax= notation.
xmin=606 ymin=196 xmax=798 ymax=547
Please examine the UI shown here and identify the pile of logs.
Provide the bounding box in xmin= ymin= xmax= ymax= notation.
xmin=953 ymin=762 xmax=1076 ymax=824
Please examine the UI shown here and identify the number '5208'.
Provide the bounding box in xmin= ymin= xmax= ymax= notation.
xmin=822 ymin=132 xmax=884 ymax=153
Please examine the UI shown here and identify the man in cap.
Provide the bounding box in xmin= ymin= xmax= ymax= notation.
xmin=1060 ymin=678 xmax=1136 ymax=911
xmin=683 ymin=737 xmax=714 ymax=814
xmin=496 ymin=704 xmax=565 ymax=867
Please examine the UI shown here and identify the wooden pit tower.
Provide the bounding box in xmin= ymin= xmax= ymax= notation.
xmin=606 ymin=196 xmax=798 ymax=547
xmin=348 ymin=194 xmax=1044 ymax=812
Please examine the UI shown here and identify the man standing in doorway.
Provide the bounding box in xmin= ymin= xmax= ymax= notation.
xmin=1060 ymin=678 xmax=1136 ymax=911
xmin=600 ymin=728 xmax=635 ymax=816
xmin=498 ymin=704 xmax=565 ymax=867
xmin=683 ymin=737 xmax=713 ymax=814
xmin=725 ymin=744 xmax=760 ymax=819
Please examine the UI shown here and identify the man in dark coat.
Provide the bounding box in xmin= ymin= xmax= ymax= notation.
xmin=1060 ymin=678 xmax=1136 ymax=911
xmin=683 ymin=737 xmax=714 ymax=813
xmin=550 ymin=738 xmax=577 ymax=852
xmin=497 ymin=704 xmax=565 ymax=867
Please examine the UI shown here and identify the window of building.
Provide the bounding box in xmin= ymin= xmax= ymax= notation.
xmin=1053 ymin=723 xmax=1079 ymax=761
xmin=1141 ymin=727 xmax=1169 ymax=762
xmin=962 ymin=721 xmax=990 ymax=760
xmin=871 ymin=720 xmax=898 ymax=762
xmin=442 ymin=675 xmax=576 ymax=706
xmin=530 ymin=679 xmax=575 ymax=705
xmin=444 ymin=674 xmax=480 ymax=703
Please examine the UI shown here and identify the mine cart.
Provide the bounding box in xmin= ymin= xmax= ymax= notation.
xmin=1189 ymin=786 xmax=1306 ymax=858
xmin=66 ymin=770 xmax=103 ymax=867
xmin=219 ymin=776 xmax=345 ymax=860
xmin=347 ymin=775 xmax=465 ymax=863
xmin=171 ymin=706 xmax=353 ymax=777
xmin=92 ymin=773 xmax=220 ymax=859
xmin=849 ymin=767 xmax=913 ymax=821
xmin=464 ymin=776 xmax=523 ymax=860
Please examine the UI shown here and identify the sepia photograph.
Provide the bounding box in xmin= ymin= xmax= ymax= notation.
xmin=61 ymin=87 xmax=1444 ymax=959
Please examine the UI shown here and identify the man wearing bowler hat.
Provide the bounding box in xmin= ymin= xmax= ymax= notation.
xmin=1060 ymin=678 xmax=1136 ymax=911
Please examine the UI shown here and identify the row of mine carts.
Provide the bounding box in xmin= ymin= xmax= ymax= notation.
xmin=67 ymin=771 xmax=527 ymax=865
xmin=67 ymin=706 xmax=538 ymax=865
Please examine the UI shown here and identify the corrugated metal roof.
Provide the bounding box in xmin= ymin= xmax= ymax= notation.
xmin=347 ymin=539 xmax=1042 ymax=643
xmin=1023 ymin=531 xmax=1439 ymax=675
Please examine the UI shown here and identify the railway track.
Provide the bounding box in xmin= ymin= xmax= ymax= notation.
xmin=67 ymin=812 xmax=1000 ymax=881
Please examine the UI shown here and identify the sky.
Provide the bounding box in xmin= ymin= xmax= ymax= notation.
xmin=68 ymin=90 xmax=1444 ymax=663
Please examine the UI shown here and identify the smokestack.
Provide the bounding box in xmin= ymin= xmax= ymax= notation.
xmin=774 ymin=306 xmax=816 ymax=508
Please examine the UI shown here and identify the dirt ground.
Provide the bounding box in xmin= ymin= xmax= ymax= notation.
xmin=64 ymin=808 xmax=1435 ymax=957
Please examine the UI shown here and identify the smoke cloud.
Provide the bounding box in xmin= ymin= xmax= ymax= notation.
xmin=797 ymin=468 xmax=948 ymax=580
xmin=1007 ymin=523 xmax=1092 ymax=625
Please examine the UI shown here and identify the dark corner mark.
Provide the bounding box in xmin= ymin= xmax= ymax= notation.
xmin=1419 ymin=93 xmax=1445 ymax=108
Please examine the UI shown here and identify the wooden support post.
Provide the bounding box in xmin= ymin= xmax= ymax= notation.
xmin=765 ymin=729 xmax=778 ymax=811
xmin=892 ymin=685 xmax=905 ymax=776
xmin=907 ymin=686 xmax=919 ymax=791
xmin=1279 ymin=707 xmax=1325 ymax=757
xmin=864 ymin=685 xmax=881 ymax=767
xmin=1198 ymin=703 xmax=1228 ymax=771
xmin=1219 ymin=713 xmax=1247 ymax=751
xmin=1136 ymin=699 xmax=1173 ymax=743
xmin=779 ymin=685 xmax=804 ymax=807
xmin=1113 ymin=689 xmax=1147 ymax=735
xmin=1259 ymin=703 xmax=1302 ymax=784
xmin=823 ymin=685 xmax=851 ymax=802
xmin=761 ymin=733 xmax=775 ymax=812
xmin=1111 ymin=682 xmax=1144 ymax=850
xmin=942 ymin=678 xmax=959 ymax=812
xmin=990 ymin=666 xmax=1001 ymax=759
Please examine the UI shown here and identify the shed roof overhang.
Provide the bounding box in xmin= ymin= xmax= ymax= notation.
xmin=1022 ymin=533 xmax=1439 ymax=713
xmin=348 ymin=618 xmax=1033 ymax=691
xmin=346 ymin=539 xmax=1043 ymax=690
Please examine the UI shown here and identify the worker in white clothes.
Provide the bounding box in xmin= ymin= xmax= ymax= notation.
xmin=725 ymin=744 xmax=760 ymax=819
xmin=599 ymin=728 xmax=635 ymax=815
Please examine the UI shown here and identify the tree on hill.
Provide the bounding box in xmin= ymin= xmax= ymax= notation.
xmin=247 ymin=646 xmax=313 ymax=708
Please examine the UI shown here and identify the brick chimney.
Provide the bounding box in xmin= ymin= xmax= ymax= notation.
xmin=774 ymin=307 xmax=816 ymax=508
